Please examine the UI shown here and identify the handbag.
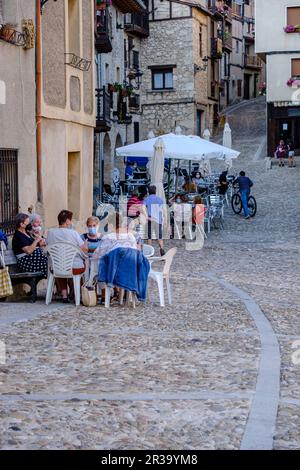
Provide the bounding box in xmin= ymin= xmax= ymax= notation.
xmin=0 ymin=242 xmax=13 ymax=299
xmin=81 ymin=283 xmax=97 ymax=307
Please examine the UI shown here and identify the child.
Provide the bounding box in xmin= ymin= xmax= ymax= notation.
xmin=81 ymin=216 xmax=102 ymax=257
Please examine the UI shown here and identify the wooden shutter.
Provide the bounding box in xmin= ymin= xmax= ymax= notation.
xmin=287 ymin=7 xmax=300 ymax=25
xmin=292 ymin=59 xmax=300 ymax=77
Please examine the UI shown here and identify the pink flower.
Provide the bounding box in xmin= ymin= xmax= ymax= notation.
xmin=287 ymin=78 xmax=294 ymax=86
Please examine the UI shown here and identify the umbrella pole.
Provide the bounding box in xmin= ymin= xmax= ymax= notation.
xmin=175 ymin=159 xmax=180 ymax=194
xmin=167 ymin=158 xmax=171 ymax=203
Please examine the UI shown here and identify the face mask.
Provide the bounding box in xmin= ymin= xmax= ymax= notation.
xmin=176 ymin=198 xmax=181 ymax=203
xmin=33 ymin=226 xmax=42 ymax=233
xmin=88 ymin=227 xmax=97 ymax=235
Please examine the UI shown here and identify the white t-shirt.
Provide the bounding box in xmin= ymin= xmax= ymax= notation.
xmin=46 ymin=228 xmax=85 ymax=268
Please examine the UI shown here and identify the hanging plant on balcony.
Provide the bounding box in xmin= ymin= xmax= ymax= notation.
xmin=287 ymin=77 xmax=300 ymax=87
xmin=284 ymin=24 xmax=300 ymax=33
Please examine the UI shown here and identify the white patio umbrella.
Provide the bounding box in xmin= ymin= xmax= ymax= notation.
xmin=203 ymin=129 xmax=211 ymax=141
xmin=148 ymin=130 xmax=155 ymax=139
xmin=116 ymin=133 xmax=240 ymax=162
xmin=222 ymin=122 xmax=233 ymax=169
xmin=150 ymin=137 xmax=166 ymax=204
xmin=223 ymin=122 xmax=232 ymax=148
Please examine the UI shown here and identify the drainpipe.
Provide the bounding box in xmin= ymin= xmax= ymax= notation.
xmin=36 ymin=0 xmax=43 ymax=204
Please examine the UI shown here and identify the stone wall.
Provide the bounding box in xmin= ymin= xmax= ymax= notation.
xmin=42 ymin=0 xmax=66 ymax=108
xmin=0 ymin=0 xmax=37 ymax=213
xmin=82 ymin=0 xmax=94 ymax=115
xmin=140 ymin=17 xmax=195 ymax=137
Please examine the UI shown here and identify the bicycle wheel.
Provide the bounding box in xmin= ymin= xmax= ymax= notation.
xmin=231 ymin=193 xmax=242 ymax=214
xmin=248 ymin=196 xmax=257 ymax=217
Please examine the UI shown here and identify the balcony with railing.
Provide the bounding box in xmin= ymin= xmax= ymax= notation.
xmin=95 ymin=87 xmax=111 ymax=133
xmin=95 ymin=7 xmax=112 ymax=53
xmin=124 ymin=12 xmax=149 ymax=37
xmin=244 ymin=55 xmax=262 ymax=70
xmin=211 ymin=37 xmax=223 ymax=59
xmin=223 ymin=31 xmax=232 ymax=51
xmin=208 ymin=0 xmax=232 ymax=22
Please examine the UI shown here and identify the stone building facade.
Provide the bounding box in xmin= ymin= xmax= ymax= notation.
xmin=40 ymin=0 xmax=95 ymax=228
xmin=0 ymin=0 xmax=36 ymax=234
xmin=94 ymin=0 xmax=147 ymax=191
xmin=218 ymin=0 xmax=264 ymax=107
xmin=256 ymin=0 xmax=300 ymax=156
xmin=140 ymin=0 xmax=221 ymax=138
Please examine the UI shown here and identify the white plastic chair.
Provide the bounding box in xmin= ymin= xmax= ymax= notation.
xmin=142 ymin=244 xmax=155 ymax=258
xmin=46 ymin=242 xmax=87 ymax=306
xmin=148 ymin=247 xmax=177 ymax=307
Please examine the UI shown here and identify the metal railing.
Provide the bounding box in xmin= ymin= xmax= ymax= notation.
xmin=124 ymin=12 xmax=149 ymax=36
xmin=211 ymin=37 xmax=223 ymax=58
xmin=95 ymin=7 xmax=112 ymax=53
xmin=244 ymin=55 xmax=262 ymax=68
xmin=95 ymin=87 xmax=111 ymax=132
xmin=0 ymin=149 xmax=18 ymax=235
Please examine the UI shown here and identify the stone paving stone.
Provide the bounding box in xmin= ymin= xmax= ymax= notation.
xmin=278 ymin=338 xmax=300 ymax=401
xmin=0 ymin=399 xmax=250 ymax=450
xmin=1 ymin=305 xmax=259 ymax=395
xmin=274 ymin=404 xmax=300 ymax=450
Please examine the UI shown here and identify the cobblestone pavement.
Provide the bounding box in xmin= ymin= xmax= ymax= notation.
xmin=0 ymin=98 xmax=300 ymax=450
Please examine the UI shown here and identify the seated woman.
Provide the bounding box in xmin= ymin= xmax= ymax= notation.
xmin=46 ymin=210 xmax=88 ymax=303
xmin=27 ymin=213 xmax=46 ymax=245
xmin=81 ymin=216 xmax=102 ymax=257
xmin=94 ymin=212 xmax=138 ymax=260
xmin=192 ymin=171 xmax=205 ymax=186
xmin=95 ymin=213 xmax=149 ymax=302
xmin=12 ymin=213 xmax=48 ymax=278
xmin=127 ymin=190 xmax=142 ymax=219
xmin=172 ymin=194 xmax=193 ymax=239
xmin=182 ymin=176 xmax=197 ymax=193
xmin=192 ymin=196 xmax=206 ymax=226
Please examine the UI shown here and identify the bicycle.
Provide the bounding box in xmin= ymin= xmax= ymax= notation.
xmin=231 ymin=185 xmax=257 ymax=217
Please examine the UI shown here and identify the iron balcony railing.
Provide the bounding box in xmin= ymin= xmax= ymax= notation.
xmin=95 ymin=87 xmax=111 ymax=133
xmin=95 ymin=7 xmax=112 ymax=53
xmin=244 ymin=54 xmax=262 ymax=69
xmin=211 ymin=38 xmax=223 ymax=59
xmin=223 ymin=32 xmax=232 ymax=51
xmin=124 ymin=10 xmax=149 ymax=37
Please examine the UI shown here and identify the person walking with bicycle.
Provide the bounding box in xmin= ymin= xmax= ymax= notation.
xmin=234 ymin=171 xmax=253 ymax=219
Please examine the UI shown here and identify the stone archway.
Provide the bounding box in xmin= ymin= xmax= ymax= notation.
xmin=114 ymin=133 xmax=124 ymax=180
xmin=103 ymin=133 xmax=112 ymax=185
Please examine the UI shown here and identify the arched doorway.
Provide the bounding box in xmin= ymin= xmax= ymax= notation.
xmin=114 ymin=133 xmax=124 ymax=180
xmin=103 ymin=133 xmax=112 ymax=185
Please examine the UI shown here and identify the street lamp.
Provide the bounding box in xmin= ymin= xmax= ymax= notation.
xmin=194 ymin=56 xmax=209 ymax=73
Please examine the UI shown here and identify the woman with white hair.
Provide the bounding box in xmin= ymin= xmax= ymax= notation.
xmin=27 ymin=213 xmax=46 ymax=246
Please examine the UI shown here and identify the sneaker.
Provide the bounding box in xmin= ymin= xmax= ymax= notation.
xmin=160 ymin=248 xmax=165 ymax=256
xmin=245 ymin=215 xmax=250 ymax=220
